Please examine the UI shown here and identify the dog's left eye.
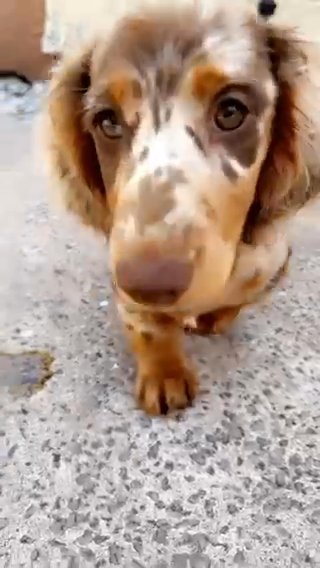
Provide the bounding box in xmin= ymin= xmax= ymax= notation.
xmin=95 ymin=109 xmax=123 ymax=139
xmin=214 ymin=97 xmax=249 ymax=131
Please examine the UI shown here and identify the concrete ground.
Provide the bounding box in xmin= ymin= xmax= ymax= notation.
xmin=1 ymin=101 xmax=320 ymax=568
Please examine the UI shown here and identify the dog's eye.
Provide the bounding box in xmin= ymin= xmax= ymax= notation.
xmin=95 ymin=109 xmax=123 ymax=139
xmin=214 ymin=97 xmax=248 ymax=131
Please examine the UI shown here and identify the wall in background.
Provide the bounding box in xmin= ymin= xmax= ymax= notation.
xmin=42 ymin=0 xmax=320 ymax=55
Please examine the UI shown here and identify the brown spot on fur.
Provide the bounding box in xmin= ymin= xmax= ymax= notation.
xmin=154 ymin=167 xmax=163 ymax=178
xmin=152 ymin=95 xmax=161 ymax=131
xmin=192 ymin=64 xmax=227 ymax=101
xmin=156 ymin=68 xmax=179 ymax=97
xmin=139 ymin=146 xmax=149 ymax=162
xmin=164 ymin=107 xmax=172 ymax=123
xmin=166 ymin=166 xmax=188 ymax=185
xmin=153 ymin=313 xmax=176 ymax=327
xmin=153 ymin=166 xmax=187 ymax=185
xmin=108 ymin=77 xmax=132 ymax=107
xmin=141 ymin=331 xmax=154 ymax=342
xmin=135 ymin=174 xmax=176 ymax=230
xmin=195 ymin=245 xmax=205 ymax=261
xmin=185 ymin=125 xmax=205 ymax=155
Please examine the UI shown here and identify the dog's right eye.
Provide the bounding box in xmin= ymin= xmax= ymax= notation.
xmin=94 ymin=109 xmax=123 ymax=139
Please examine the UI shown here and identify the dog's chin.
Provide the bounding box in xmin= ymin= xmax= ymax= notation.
xmin=116 ymin=289 xmax=175 ymax=311
xmin=114 ymin=285 xmax=223 ymax=320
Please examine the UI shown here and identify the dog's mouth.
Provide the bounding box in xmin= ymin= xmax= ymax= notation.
xmin=114 ymin=282 xmax=190 ymax=314
xmin=115 ymin=285 xmax=186 ymax=310
xmin=121 ymin=288 xmax=181 ymax=307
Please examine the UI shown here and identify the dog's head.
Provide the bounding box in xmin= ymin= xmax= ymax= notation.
xmin=46 ymin=4 xmax=320 ymax=313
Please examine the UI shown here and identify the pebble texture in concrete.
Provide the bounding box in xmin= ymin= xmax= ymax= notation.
xmin=0 ymin=81 xmax=320 ymax=567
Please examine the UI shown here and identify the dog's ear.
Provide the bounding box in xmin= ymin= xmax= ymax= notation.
xmin=45 ymin=43 xmax=110 ymax=234
xmin=245 ymin=25 xmax=320 ymax=238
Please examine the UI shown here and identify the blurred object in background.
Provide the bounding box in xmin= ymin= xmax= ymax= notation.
xmin=42 ymin=0 xmax=320 ymax=56
xmin=0 ymin=0 xmax=319 ymax=103
xmin=0 ymin=0 xmax=54 ymax=82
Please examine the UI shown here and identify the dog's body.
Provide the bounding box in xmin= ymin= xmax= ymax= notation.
xmin=45 ymin=3 xmax=320 ymax=415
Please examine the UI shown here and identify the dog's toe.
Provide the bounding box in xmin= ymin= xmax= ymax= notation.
xmin=136 ymin=367 xmax=198 ymax=416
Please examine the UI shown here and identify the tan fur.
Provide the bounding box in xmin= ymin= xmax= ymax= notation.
xmin=120 ymin=307 xmax=198 ymax=415
xmin=44 ymin=5 xmax=320 ymax=415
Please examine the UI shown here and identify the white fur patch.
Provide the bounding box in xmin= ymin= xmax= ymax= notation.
xmin=204 ymin=33 xmax=254 ymax=77
xmin=183 ymin=316 xmax=197 ymax=329
xmin=164 ymin=182 xmax=206 ymax=228
xmin=122 ymin=215 xmax=137 ymax=239
xmin=226 ymin=157 xmax=248 ymax=177
xmin=203 ymin=8 xmax=256 ymax=77
xmin=264 ymin=78 xmax=278 ymax=102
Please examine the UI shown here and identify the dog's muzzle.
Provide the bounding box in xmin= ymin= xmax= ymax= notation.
xmin=115 ymin=251 xmax=194 ymax=306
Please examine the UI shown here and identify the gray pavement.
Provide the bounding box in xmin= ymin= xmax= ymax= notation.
xmin=0 ymin=105 xmax=320 ymax=568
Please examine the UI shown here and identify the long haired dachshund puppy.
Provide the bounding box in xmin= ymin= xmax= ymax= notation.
xmin=45 ymin=4 xmax=320 ymax=415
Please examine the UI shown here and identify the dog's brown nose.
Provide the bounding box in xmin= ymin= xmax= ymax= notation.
xmin=115 ymin=254 xmax=193 ymax=305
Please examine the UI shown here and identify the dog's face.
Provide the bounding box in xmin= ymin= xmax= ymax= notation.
xmin=89 ymin=11 xmax=276 ymax=313
xmin=47 ymin=5 xmax=318 ymax=314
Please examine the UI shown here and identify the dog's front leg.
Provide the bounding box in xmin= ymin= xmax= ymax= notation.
xmin=118 ymin=304 xmax=198 ymax=415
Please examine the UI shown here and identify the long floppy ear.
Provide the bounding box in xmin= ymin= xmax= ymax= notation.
xmin=45 ymin=43 xmax=110 ymax=235
xmin=244 ymin=24 xmax=320 ymax=238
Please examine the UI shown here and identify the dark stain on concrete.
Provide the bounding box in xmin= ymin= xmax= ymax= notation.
xmin=0 ymin=351 xmax=54 ymax=393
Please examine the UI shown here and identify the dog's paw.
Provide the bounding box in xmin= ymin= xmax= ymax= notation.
xmin=183 ymin=307 xmax=241 ymax=336
xmin=135 ymin=366 xmax=198 ymax=416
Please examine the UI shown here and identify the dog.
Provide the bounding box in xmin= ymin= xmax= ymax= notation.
xmin=45 ymin=3 xmax=320 ymax=415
